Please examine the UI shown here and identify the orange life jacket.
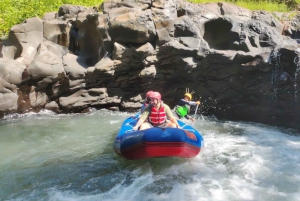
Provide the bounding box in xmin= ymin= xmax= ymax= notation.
xmin=148 ymin=102 xmax=166 ymax=126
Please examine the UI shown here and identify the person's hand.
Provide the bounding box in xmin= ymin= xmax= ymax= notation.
xmin=176 ymin=124 xmax=181 ymax=129
xmin=196 ymin=101 xmax=201 ymax=105
xmin=190 ymin=118 xmax=195 ymax=122
xmin=133 ymin=126 xmax=139 ymax=131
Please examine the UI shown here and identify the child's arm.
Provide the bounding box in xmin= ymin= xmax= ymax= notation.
xmin=185 ymin=115 xmax=195 ymax=122
xmin=179 ymin=99 xmax=199 ymax=106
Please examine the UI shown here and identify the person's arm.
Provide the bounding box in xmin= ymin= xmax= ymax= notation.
xmin=133 ymin=118 xmax=145 ymax=131
xmin=170 ymin=117 xmax=180 ymax=128
xmin=164 ymin=104 xmax=180 ymax=128
xmin=133 ymin=107 xmax=150 ymax=130
xmin=179 ymin=99 xmax=200 ymax=106
xmin=140 ymin=103 xmax=145 ymax=112
xmin=185 ymin=115 xmax=195 ymax=122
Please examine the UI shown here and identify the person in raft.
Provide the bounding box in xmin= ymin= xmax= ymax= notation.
xmin=174 ymin=89 xmax=200 ymax=122
xmin=133 ymin=91 xmax=180 ymax=131
xmin=140 ymin=90 xmax=153 ymax=113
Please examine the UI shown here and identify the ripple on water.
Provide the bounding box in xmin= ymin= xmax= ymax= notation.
xmin=0 ymin=110 xmax=299 ymax=201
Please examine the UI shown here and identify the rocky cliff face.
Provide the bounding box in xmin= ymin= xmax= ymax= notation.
xmin=1 ymin=0 xmax=300 ymax=130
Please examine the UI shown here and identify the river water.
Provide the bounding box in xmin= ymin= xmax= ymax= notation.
xmin=0 ymin=109 xmax=299 ymax=201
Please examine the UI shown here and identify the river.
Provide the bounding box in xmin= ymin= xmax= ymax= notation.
xmin=0 ymin=109 xmax=299 ymax=201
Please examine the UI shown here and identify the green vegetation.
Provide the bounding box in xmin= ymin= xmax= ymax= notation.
xmin=0 ymin=0 xmax=104 ymax=38
xmin=0 ymin=0 xmax=299 ymax=38
xmin=189 ymin=0 xmax=300 ymax=12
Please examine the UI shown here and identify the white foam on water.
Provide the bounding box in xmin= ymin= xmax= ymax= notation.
xmin=1 ymin=112 xmax=299 ymax=201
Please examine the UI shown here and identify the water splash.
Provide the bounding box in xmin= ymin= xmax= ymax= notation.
xmin=293 ymin=55 xmax=300 ymax=99
xmin=0 ymin=110 xmax=300 ymax=200
xmin=268 ymin=49 xmax=281 ymax=101
xmin=110 ymin=0 xmax=114 ymax=8
xmin=185 ymin=0 xmax=187 ymax=16
xmin=185 ymin=0 xmax=189 ymax=17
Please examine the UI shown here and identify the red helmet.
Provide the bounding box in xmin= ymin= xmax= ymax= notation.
xmin=149 ymin=91 xmax=161 ymax=100
xmin=146 ymin=91 xmax=153 ymax=98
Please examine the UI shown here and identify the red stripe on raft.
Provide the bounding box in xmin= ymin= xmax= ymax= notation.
xmin=119 ymin=142 xmax=201 ymax=160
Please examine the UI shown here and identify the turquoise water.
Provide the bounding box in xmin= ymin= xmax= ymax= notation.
xmin=0 ymin=109 xmax=299 ymax=201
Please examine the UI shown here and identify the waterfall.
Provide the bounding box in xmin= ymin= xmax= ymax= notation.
xmin=268 ymin=49 xmax=281 ymax=101
xmin=185 ymin=0 xmax=188 ymax=16
xmin=293 ymin=55 xmax=300 ymax=98
xmin=110 ymin=0 xmax=114 ymax=8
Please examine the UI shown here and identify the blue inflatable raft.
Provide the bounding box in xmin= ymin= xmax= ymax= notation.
xmin=114 ymin=113 xmax=204 ymax=160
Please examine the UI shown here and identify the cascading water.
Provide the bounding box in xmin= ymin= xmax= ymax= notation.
xmin=110 ymin=0 xmax=114 ymax=9
xmin=293 ymin=54 xmax=300 ymax=98
xmin=185 ymin=0 xmax=189 ymax=17
xmin=268 ymin=48 xmax=281 ymax=101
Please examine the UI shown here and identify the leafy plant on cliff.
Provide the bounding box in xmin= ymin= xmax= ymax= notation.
xmin=189 ymin=0 xmax=290 ymax=12
xmin=0 ymin=0 xmax=104 ymax=38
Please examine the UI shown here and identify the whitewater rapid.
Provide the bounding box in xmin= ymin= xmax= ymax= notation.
xmin=0 ymin=109 xmax=299 ymax=201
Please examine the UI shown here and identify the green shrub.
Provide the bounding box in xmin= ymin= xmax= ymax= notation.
xmin=0 ymin=0 xmax=104 ymax=38
xmin=189 ymin=0 xmax=290 ymax=11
